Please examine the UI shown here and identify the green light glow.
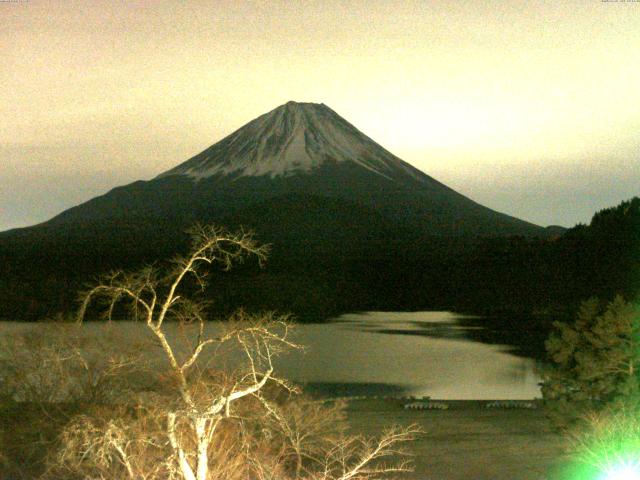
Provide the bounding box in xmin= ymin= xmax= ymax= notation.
xmin=602 ymin=461 xmax=640 ymax=480
xmin=557 ymin=402 xmax=640 ymax=480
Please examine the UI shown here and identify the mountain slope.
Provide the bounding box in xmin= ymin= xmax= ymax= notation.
xmin=32 ymin=101 xmax=544 ymax=238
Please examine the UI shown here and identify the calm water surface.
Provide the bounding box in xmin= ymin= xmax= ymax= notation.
xmin=0 ymin=311 xmax=542 ymax=400
xmin=282 ymin=311 xmax=541 ymax=399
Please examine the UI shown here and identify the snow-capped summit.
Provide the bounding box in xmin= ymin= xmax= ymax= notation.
xmin=159 ymin=101 xmax=425 ymax=183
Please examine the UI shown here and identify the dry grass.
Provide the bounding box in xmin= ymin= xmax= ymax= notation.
xmin=345 ymin=399 xmax=567 ymax=480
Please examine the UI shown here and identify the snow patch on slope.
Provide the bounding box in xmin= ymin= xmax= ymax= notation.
xmin=159 ymin=102 xmax=425 ymax=184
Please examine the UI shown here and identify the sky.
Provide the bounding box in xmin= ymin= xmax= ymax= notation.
xmin=1 ymin=0 xmax=639 ymax=231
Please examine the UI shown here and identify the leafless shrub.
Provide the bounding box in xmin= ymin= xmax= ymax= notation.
xmin=0 ymin=319 xmax=148 ymax=405
xmin=564 ymin=402 xmax=640 ymax=473
xmin=262 ymin=398 xmax=349 ymax=478
xmin=315 ymin=425 xmax=421 ymax=480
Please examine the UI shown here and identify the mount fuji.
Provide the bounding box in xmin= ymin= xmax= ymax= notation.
xmin=0 ymin=101 xmax=555 ymax=319
xmin=37 ymin=101 xmax=545 ymax=237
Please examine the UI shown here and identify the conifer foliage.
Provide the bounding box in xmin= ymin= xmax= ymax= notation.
xmin=542 ymin=296 xmax=640 ymax=428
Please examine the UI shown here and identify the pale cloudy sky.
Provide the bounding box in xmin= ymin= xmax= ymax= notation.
xmin=1 ymin=0 xmax=639 ymax=231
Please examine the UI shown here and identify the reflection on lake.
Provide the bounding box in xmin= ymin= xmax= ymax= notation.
xmin=280 ymin=311 xmax=541 ymax=400
xmin=0 ymin=311 xmax=542 ymax=400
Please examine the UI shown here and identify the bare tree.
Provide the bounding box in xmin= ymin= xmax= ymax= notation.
xmin=60 ymin=224 xmax=418 ymax=480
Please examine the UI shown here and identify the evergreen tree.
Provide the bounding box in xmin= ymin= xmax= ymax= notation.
xmin=542 ymin=296 xmax=640 ymax=428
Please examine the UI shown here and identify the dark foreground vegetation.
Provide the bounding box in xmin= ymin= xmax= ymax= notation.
xmin=1 ymin=197 xmax=638 ymax=329
xmin=0 ymin=227 xmax=418 ymax=480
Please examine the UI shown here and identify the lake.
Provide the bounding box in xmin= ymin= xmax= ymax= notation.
xmin=0 ymin=311 xmax=543 ymax=400
xmin=280 ymin=311 xmax=542 ymax=399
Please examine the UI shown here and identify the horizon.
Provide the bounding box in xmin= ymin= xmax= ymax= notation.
xmin=2 ymin=1 xmax=639 ymax=231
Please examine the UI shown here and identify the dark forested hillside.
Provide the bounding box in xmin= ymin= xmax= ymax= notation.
xmin=440 ymin=197 xmax=640 ymax=316
xmin=0 ymin=197 xmax=637 ymax=323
